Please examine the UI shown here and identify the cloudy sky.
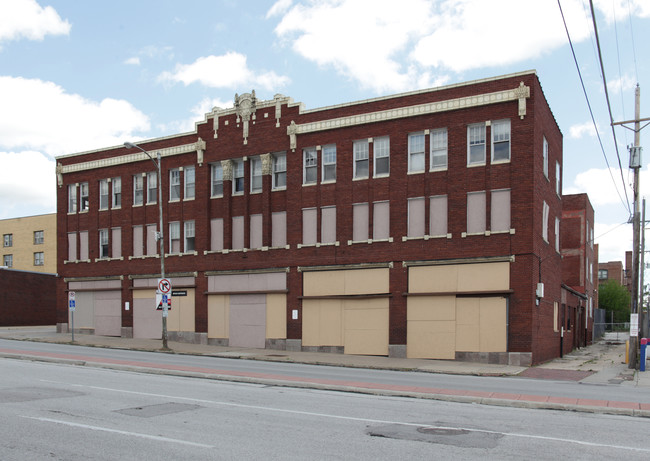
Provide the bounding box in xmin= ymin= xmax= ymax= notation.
xmin=0 ymin=0 xmax=649 ymax=264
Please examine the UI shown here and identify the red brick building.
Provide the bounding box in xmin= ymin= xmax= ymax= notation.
xmin=55 ymin=70 xmax=581 ymax=365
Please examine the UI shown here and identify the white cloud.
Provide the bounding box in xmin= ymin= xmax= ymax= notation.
xmin=569 ymin=121 xmax=599 ymax=139
xmin=124 ymin=57 xmax=141 ymax=66
xmin=159 ymin=52 xmax=290 ymax=90
xmin=0 ymin=150 xmax=56 ymax=218
xmin=266 ymin=0 xmax=293 ymax=19
xmin=592 ymin=0 xmax=650 ymax=23
xmin=0 ymin=0 xmax=70 ymax=44
xmin=608 ymin=74 xmax=637 ymax=93
xmin=157 ymin=97 xmax=233 ymax=134
xmin=595 ymin=221 xmax=632 ymax=264
xmin=564 ymin=167 xmax=633 ymax=207
xmin=0 ymin=76 xmax=150 ymax=155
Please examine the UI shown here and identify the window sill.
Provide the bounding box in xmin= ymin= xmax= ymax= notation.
xmin=348 ymin=237 xmax=394 ymax=245
xmin=183 ymin=197 xmax=195 ymax=202
xmin=302 ymin=182 xmax=317 ymax=188
xmin=93 ymin=256 xmax=124 ymax=262
xmin=272 ymin=186 xmax=287 ymax=192
xmin=146 ymin=202 xmax=158 ymax=206
xmin=407 ymin=170 xmax=425 ymax=175
xmin=250 ymin=190 xmax=262 ymax=195
xmin=80 ymin=210 xmax=89 ymax=214
xmin=210 ymin=195 xmax=224 ymax=199
xmin=491 ymin=159 xmax=511 ymax=165
xmin=321 ymin=180 xmax=336 ymax=185
xmin=99 ymin=208 xmax=109 ymax=212
xmin=466 ymin=162 xmax=486 ymax=168
xmin=461 ymin=228 xmax=515 ymax=238
xmin=64 ymin=259 xmax=91 ymax=264
xmin=169 ymin=199 xmax=181 ymax=203
xmin=297 ymin=241 xmax=340 ymax=249
xmin=112 ymin=207 xmax=122 ymax=211
xmin=232 ymin=192 xmax=244 ymax=197
xmin=429 ymin=167 xmax=448 ymax=173
xmin=133 ymin=204 xmax=143 ymax=208
xmin=352 ymin=176 xmax=368 ymax=182
xmin=373 ymin=173 xmax=390 ymax=179
xmin=402 ymin=234 xmax=452 ymax=242
xmin=128 ymin=254 xmax=160 ymax=260
xmin=165 ymin=251 xmax=198 ymax=257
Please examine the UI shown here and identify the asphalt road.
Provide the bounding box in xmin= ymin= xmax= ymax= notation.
xmin=2 ymin=358 xmax=650 ymax=460
xmin=1 ymin=338 xmax=649 ymax=405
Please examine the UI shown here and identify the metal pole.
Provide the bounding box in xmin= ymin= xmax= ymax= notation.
xmin=157 ymin=152 xmax=169 ymax=350
xmin=630 ymin=85 xmax=641 ymax=368
xmin=642 ymin=198 xmax=647 ymax=338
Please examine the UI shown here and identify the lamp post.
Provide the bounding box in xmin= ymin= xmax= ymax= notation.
xmin=124 ymin=142 xmax=169 ymax=350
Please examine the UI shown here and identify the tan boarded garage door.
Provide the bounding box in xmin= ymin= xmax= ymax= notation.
xmin=68 ymin=290 xmax=121 ymax=336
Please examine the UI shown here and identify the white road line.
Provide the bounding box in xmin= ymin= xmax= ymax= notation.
xmin=47 ymin=381 xmax=650 ymax=453
xmin=21 ymin=416 xmax=213 ymax=449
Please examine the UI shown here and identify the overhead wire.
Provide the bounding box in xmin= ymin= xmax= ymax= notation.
xmin=557 ymin=0 xmax=631 ymax=214
xmin=626 ymin=0 xmax=640 ymax=83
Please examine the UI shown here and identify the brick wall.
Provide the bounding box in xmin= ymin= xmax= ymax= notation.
xmin=0 ymin=268 xmax=56 ymax=326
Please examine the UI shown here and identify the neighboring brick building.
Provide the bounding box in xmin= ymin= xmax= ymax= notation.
xmin=598 ymin=260 xmax=625 ymax=285
xmin=1 ymin=213 xmax=57 ymax=273
xmin=56 ymin=70 xmax=580 ymax=365
xmin=0 ymin=267 xmax=56 ymax=326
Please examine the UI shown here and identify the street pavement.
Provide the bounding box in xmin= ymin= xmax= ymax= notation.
xmin=1 ymin=326 xmax=649 ymax=417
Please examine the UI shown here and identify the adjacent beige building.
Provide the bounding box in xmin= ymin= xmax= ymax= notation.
xmin=0 ymin=213 xmax=57 ymax=273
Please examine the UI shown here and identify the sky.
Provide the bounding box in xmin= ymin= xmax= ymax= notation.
xmin=0 ymin=0 xmax=649 ymax=265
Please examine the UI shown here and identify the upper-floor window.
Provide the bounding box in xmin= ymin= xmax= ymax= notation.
xmin=555 ymin=161 xmax=561 ymax=195
xmin=184 ymin=220 xmax=195 ymax=252
xmin=467 ymin=191 xmax=486 ymax=234
xmin=543 ymin=136 xmax=549 ymax=178
xmin=3 ymin=254 xmax=12 ymax=267
xmin=542 ymin=200 xmax=550 ymax=242
xmin=468 ymin=123 xmax=486 ymax=165
xmin=555 ymin=217 xmax=560 ymax=252
xmin=3 ymin=233 xmax=12 ymax=247
xmin=169 ymin=221 xmax=180 ymax=253
xmin=133 ymin=175 xmax=144 ymax=206
xmin=233 ymin=159 xmax=244 ymax=194
xmin=80 ymin=182 xmax=89 ymax=212
xmin=322 ymin=144 xmax=336 ymax=182
xmin=68 ymin=184 xmax=77 ymax=213
xmin=374 ymin=136 xmax=390 ymax=177
xmin=99 ymin=228 xmax=109 ymax=258
xmin=353 ymin=140 xmax=369 ymax=179
xmin=430 ymin=128 xmax=448 ymax=170
xmin=145 ymin=172 xmax=157 ymax=204
xmin=273 ymin=152 xmax=287 ymax=189
xmin=184 ymin=166 xmax=195 ymax=199
xmin=170 ymin=169 xmax=181 ymax=201
xmin=598 ymin=269 xmax=608 ymax=279
xmin=491 ymin=119 xmax=510 ymax=162
xmin=303 ymin=148 xmax=317 ymax=185
xmin=99 ymin=179 xmax=109 ymax=210
xmin=112 ymin=177 xmax=121 ymax=208
xmin=211 ymin=163 xmax=223 ymax=197
xmin=34 ymin=252 xmax=44 ymax=266
xmin=251 ymin=157 xmax=262 ymax=193
xmin=408 ymin=132 xmax=425 ymax=173
xmin=34 ymin=230 xmax=44 ymax=245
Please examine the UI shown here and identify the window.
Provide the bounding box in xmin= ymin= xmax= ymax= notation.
xmin=353 ymin=203 xmax=369 ymax=241
xmin=68 ymin=184 xmax=77 ymax=213
xmin=133 ymin=175 xmax=144 ymax=206
xmin=407 ymin=197 xmax=425 ymax=238
xmin=232 ymin=216 xmax=244 ymax=249
xmin=542 ymin=201 xmax=550 ymax=242
xmin=210 ymin=218 xmax=224 ymax=251
xmin=430 ymin=128 xmax=448 ymax=170
xmin=169 ymin=222 xmax=180 ymax=253
xmin=555 ymin=161 xmax=561 ymax=195
xmin=67 ymin=233 xmax=77 ymax=261
xmin=147 ymin=172 xmax=157 ymax=204
xmin=170 ymin=169 xmax=181 ymax=201
xmin=408 ymin=133 xmax=425 ymax=172
xmin=490 ymin=189 xmax=510 ymax=232
xmin=79 ymin=231 xmax=88 ymax=260
xmin=353 ymin=140 xmax=369 ymax=179
xmin=430 ymin=195 xmax=448 ymax=236
xmin=34 ymin=230 xmax=44 ymax=245
xmin=233 ymin=159 xmax=244 ymax=194
xmin=373 ymin=136 xmax=390 ymax=177
xmin=302 ymin=208 xmax=317 ymax=245
xmin=211 ymin=163 xmax=224 ymax=197
xmin=272 ymin=212 xmax=287 ymax=247
xmin=3 ymin=254 xmax=12 ymax=267
xmin=467 ymin=191 xmax=486 ymax=234
xmin=554 ymin=302 xmax=559 ymax=332
xmin=543 ymin=136 xmax=549 ymax=178
xmin=598 ymin=269 xmax=608 ymax=280
xmin=251 ymin=157 xmax=262 ymax=192
xmin=112 ymin=228 xmax=121 ymax=258
xmin=184 ymin=221 xmax=195 ymax=252
xmin=99 ymin=229 xmax=109 ymax=258
xmin=250 ymin=214 xmax=263 ymax=249
xmin=146 ymin=224 xmax=157 ymax=256
xmin=3 ymin=233 xmax=12 ymax=247
xmin=133 ymin=225 xmax=143 ymax=257
xmin=491 ymin=120 xmax=511 ymax=162
xmin=99 ymin=179 xmax=109 ymax=210
xmin=34 ymin=252 xmax=44 ymax=266
xmin=321 ymin=206 xmax=336 ymax=244
xmin=112 ymin=177 xmax=121 ymax=208
xmin=273 ymin=153 xmax=286 ymax=189
xmin=80 ymin=182 xmax=89 ymax=212
xmin=373 ymin=201 xmax=390 ymax=240
xmin=590 ymin=227 xmax=594 ymax=249
xmin=303 ymin=148 xmax=317 ymax=184
xmin=184 ymin=166 xmax=195 ymax=199
xmin=322 ymin=144 xmax=337 ymax=182
xmin=468 ymin=123 xmax=486 ymax=165
xmin=555 ymin=217 xmax=560 ymax=252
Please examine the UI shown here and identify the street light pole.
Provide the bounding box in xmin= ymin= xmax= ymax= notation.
xmin=124 ymin=142 xmax=169 ymax=350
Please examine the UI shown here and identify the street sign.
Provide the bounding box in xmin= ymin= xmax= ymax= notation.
xmin=68 ymin=291 xmax=76 ymax=311
xmin=631 ymin=313 xmax=639 ymax=337
xmin=172 ymin=290 xmax=187 ymax=297
xmin=156 ymin=293 xmax=172 ymax=311
xmin=157 ymin=278 xmax=171 ymax=295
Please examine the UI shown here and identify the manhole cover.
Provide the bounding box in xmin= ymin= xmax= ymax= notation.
xmin=116 ymin=402 xmax=202 ymax=418
xmin=367 ymin=424 xmax=502 ymax=449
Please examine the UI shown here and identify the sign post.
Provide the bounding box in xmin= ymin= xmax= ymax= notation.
xmin=157 ymin=278 xmax=172 ymax=326
xmin=68 ymin=291 xmax=76 ymax=342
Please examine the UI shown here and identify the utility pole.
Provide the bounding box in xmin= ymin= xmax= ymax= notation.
xmin=641 ymin=198 xmax=646 ymax=338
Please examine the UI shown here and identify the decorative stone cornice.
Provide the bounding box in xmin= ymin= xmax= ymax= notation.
xmin=221 ymin=159 xmax=233 ymax=180
xmin=261 ymin=153 xmax=272 ymax=175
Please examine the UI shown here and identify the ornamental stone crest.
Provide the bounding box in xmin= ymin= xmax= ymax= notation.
xmin=235 ymin=90 xmax=257 ymax=144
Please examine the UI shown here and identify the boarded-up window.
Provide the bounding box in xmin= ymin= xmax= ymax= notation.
xmin=250 ymin=214 xmax=263 ymax=249
xmin=133 ymin=225 xmax=143 ymax=257
xmin=302 ymin=208 xmax=317 ymax=245
xmin=467 ymin=191 xmax=486 ymax=234
xmin=111 ymin=227 xmax=121 ymax=258
xmin=408 ymin=197 xmax=425 ymax=238
xmin=429 ymin=195 xmax=447 ymax=236
xmin=353 ymin=203 xmax=369 ymax=241
xmin=490 ymin=189 xmax=510 ymax=232
xmin=146 ymin=224 xmax=157 ymax=255
xmin=232 ymin=216 xmax=244 ymax=249
xmin=68 ymin=232 xmax=77 ymax=261
xmin=321 ymin=206 xmax=336 ymax=244
xmin=79 ymin=231 xmax=88 ymax=260
xmin=210 ymin=218 xmax=224 ymax=251
xmin=373 ymin=201 xmax=390 ymax=240
xmin=272 ymin=212 xmax=286 ymax=247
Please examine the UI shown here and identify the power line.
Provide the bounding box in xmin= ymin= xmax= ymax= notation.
xmin=627 ymin=0 xmax=640 ymax=83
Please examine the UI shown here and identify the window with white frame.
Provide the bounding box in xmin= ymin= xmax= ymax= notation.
xmin=68 ymin=184 xmax=77 ymax=212
xmin=373 ymin=136 xmax=390 ymax=177
xmin=408 ymin=133 xmax=425 ymax=172
xmin=3 ymin=254 xmax=12 ymax=267
xmin=490 ymin=189 xmax=510 ymax=232
xmin=542 ymin=201 xmax=550 ymax=242
xmin=34 ymin=230 xmax=44 ymax=245
xmin=373 ymin=201 xmax=390 ymax=240
xmin=112 ymin=177 xmax=121 ymax=208
xmin=146 ymin=224 xmax=157 ymax=256
xmin=250 ymin=214 xmax=263 ymax=249
xmin=271 ymin=212 xmax=286 ymax=247
xmin=111 ymin=228 xmax=121 ymax=258
xmin=429 ymin=195 xmax=447 ymax=236
xmin=133 ymin=175 xmax=144 ymax=206
xmin=322 ymin=144 xmax=336 ymax=182
xmin=590 ymin=227 xmax=594 ymax=248
xmin=99 ymin=179 xmax=109 ymax=210
xmin=169 ymin=221 xmax=180 ymax=253
xmin=353 ymin=203 xmax=369 ymax=241
xmin=555 ymin=217 xmax=560 ymax=252
xmin=543 ymin=136 xmax=549 ymax=178
xmin=3 ymin=233 xmax=12 ymax=247
xmin=555 ymin=161 xmax=561 ymax=195
xmin=80 ymin=182 xmax=89 ymax=212
xmin=353 ymin=140 xmax=369 ymax=179
xmin=430 ymin=128 xmax=448 ymax=170
xmin=491 ymin=119 xmax=511 ymax=162
xmin=232 ymin=216 xmax=244 ymax=249
xmin=233 ymin=159 xmax=244 ymax=194
xmin=211 ymin=163 xmax=223 ymax=197
xmin=34 ymin=252 xmax=44 ymax=266
xmin=273 ymin=152 xmax=286 ymax=189
xmin=467 ymin=191 xmax=486 ymax=234
xmin=468 ymin=123 xmax=486 ymax=165
xmin=251 ymin=157 xmax=262 ymax=192
xmin=170 ymin=169 xmax=181 ymax=201
xmin=68 ymin=232 xmax=77 ymax=261
xmin=184 ymin=220 xmax=195 ymax=252
xmin=210 ymin=218 xmax=224 ymax=251
xmin=184 ymin=166 xmax=195 ymax=199
xmin=303 ymin=148 xmax=317 ymax=185
xmin=133 ymin=225 xmax=143 ymax=257
xmin=79 ymin=231 xmax=88 ymax=260
xmin=321 ymin=206 xmax=336 ymax=244
xmin=147 ymin=172 xmax=157 ymax=204
xmin=99 ymin=228 xmax=109 ymax=258
xmin=407 ymin=197 xmax=425 ymax=238
xmin=302 ymin=208 xmax=317 ymax=245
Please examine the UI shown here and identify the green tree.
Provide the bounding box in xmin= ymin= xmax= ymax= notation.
xmin=598 ymin=280 xmax=631 ymax=323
